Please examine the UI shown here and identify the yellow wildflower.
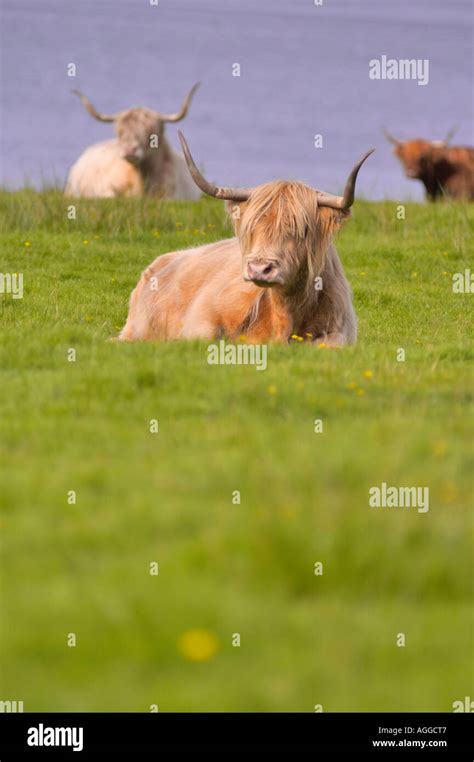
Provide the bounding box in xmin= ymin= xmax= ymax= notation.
xmin=178 ymin=629 xmax=219 ymax=662
xmin=433 ymin=440 xmax=447 ymax=457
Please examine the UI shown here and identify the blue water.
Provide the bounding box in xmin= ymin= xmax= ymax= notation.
xmin=1 ymin=0 xmax=472 ymax=200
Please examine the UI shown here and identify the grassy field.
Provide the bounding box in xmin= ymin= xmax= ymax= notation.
xmin=0 ymin=191 xmax=472 ymax=712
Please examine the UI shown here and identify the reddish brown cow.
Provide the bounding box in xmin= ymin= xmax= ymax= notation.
xmin=118 ymin=135 xmax=374 ymax=347
xmin=384 ymin=129 xmax=474 ymax=201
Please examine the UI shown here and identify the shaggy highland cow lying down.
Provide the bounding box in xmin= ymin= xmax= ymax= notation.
xmin=118 ymin=134 xmax=374 ymax=347
xmin=65 ymin=85 xmax=201 ymax=199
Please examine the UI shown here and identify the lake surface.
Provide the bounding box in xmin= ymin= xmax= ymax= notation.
xmin=1 ymin=0 xmax=472 ymax=200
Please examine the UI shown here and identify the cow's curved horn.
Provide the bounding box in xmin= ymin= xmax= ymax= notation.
xmin=72 ymin=90 xmax=119 ymax=122
xmin=442 ymin=125 xmax=458 ymax=144
xmin=160 ymin=83 xmax=201 ymax=123
xmin=178 ymin=131 xmax=252 ymax=201
xmin=382 ymin=128 xmax=401 ymax=146
xmin=315 ymin=149 xmax=375 ymax=210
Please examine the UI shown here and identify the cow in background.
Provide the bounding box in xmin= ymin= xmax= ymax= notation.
xmin=384 ymin=128 xmax=474 ymax=201
xmin=65 ymin=85 xmax=201 ymax=199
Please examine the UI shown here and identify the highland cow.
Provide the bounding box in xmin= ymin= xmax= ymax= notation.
xmin=118 ymin=134 xmax=374 ymax=346
xmin=65 ymin=85 xmax=201 ymax=199
xmin=384 ymin=128 xmax=474 ymax=201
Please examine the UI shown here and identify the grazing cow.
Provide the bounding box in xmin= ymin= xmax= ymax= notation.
xmin=65 ymin=85 xmax=201 ymax=199
xmin=384 ymin=128 xmax=474 ymax=201
xmin=117 ymin=134 xmax=374 ymax=346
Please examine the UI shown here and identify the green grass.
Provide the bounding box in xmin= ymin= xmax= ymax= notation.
xmin=0 ymin=190 xmax=472 ymax=712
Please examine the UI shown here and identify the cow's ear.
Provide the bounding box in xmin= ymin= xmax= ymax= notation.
xmin=318 ymin=206 xmax=350 ymax=225
xmin=316 ymin=207 xmax=350 ymax=242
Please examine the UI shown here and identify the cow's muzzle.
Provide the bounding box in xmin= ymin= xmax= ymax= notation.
xmin=244 ymin=259 xmax=282 ymax=287
xmin=122 ymin=147 xmax=144 ymax=165
xmin=124 ymin=155 xmax=142 ymax=166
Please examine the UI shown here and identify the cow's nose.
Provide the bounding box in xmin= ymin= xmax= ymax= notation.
xmin=246 ymin=260 xmax=277 ymax=282
xmin=123 ymin=146 xmax=141 ymax=161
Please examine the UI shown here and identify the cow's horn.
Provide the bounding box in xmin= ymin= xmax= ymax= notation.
xmin=178 ymin=131 xmax=252 ymax=201
xmin=442 ymin=125 xmax=458 ymax=144
xmin=72 ymin=90 xmax=118 ymax=122
xmin=315 ymin=149 xmax=375 ymax=210
xmin=382 ymin=128 xmax=400 ymax=146
xmin=161 ymin=83 xmax=201 ymax=123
